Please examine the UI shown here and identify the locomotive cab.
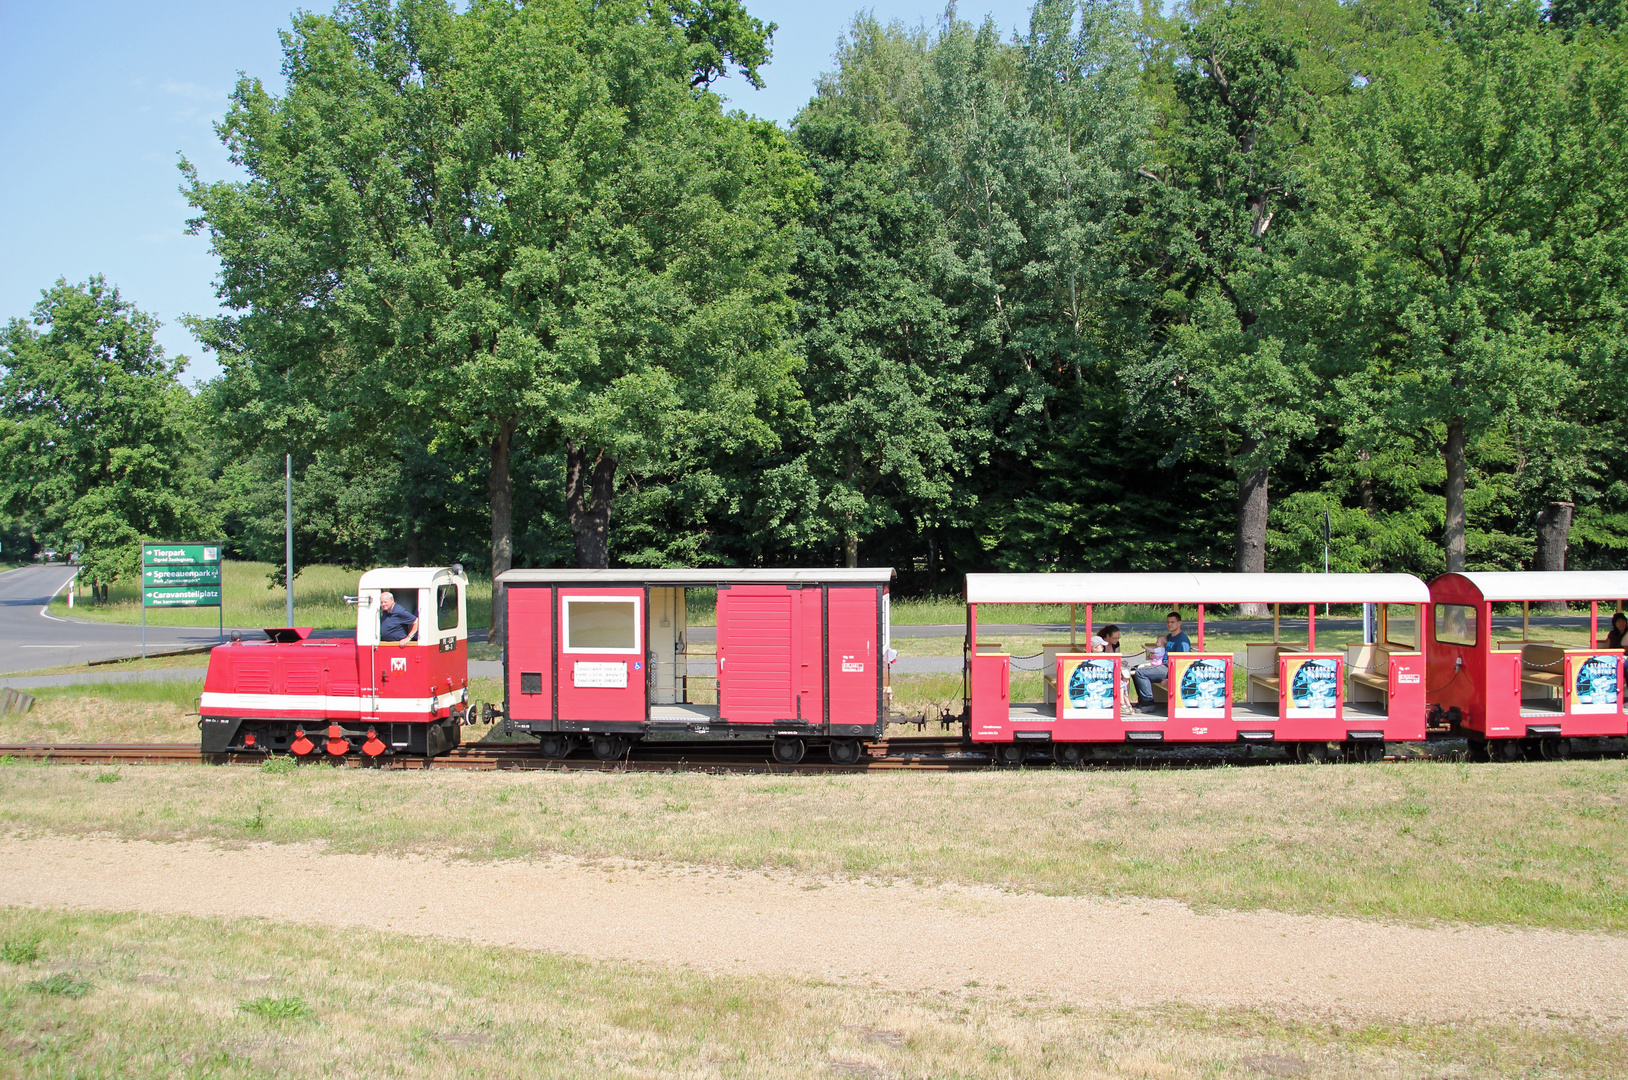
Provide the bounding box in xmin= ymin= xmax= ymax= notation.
xmin=200 ymin=565 xmax=472 ymax=759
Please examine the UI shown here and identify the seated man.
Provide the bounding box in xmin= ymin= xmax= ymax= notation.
xmin=379 ymin=591 xmax=418 ymax=643
xmin=1133 ymin=610 xmax=1193 ymax=711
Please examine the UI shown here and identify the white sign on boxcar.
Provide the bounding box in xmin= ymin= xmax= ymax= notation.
xmin=574 ymin=661 xmax=628 ymax=688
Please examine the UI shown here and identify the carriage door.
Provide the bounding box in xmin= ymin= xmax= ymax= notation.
xmin=717 ymin=585 xmax=822 ymax=726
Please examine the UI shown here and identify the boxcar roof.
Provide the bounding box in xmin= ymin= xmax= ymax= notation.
xmin=1435 ymin=571 xmax=1628 ymax=602
xmin=965 ymin=572 xmax=1429 ymax=605
xmin=498 ymin=568 xmax=895 ymax=586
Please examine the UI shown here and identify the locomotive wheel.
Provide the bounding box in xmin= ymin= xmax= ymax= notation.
xmin=537 ymin=734 xmax=573 ymax=759
xmin=995 ymin=743 xmax=1026 ymax=766
xmin=773 ymin=737 xmax=806 ymax=766
xmin=590 ymin=735 xmax=625 ymax=762
xmin=1495 ymin=739 xmax=1524 ymax=762
xmin=1053 ymin=743 xmax=1084 ymax=766
xmin=1466 ymin=738 xmax=1491 ymax=763
xmin=827 ymin=738 xmax=863 ymax=765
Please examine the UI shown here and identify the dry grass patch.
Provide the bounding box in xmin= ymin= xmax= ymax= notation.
xmin=0 ymin=681 xmax=204 ymax=745
xmin=0 ymin=906 xmax=1620 ymax=1079
xmin=2 ymin=759 xmax=1626 ymax=929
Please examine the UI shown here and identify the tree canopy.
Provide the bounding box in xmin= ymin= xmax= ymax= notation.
xmin=7 ymin=0 xmax=1628 ymax=593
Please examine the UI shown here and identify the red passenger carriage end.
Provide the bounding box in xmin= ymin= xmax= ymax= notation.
xmin=1426 ymin=571 xmax=1628 ymax=759
xmin=200 ymin=566 xmax=473 ymax=758
xmin=495 ymin=568 xmax=895 ymax=765
xmin=964 ymin=573 xmax=1430 ymax=764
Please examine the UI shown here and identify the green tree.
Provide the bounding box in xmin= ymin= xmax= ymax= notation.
xmin=776 ymin=18 xmax=969 ymax=568
xmin=185 ymin=0 xmax=806 ymax=644
xmin=1121 ymin=1 xmax=1342 ymax=588
xmin=1299 ymin=9 xmax=1628 ymax=571
xmin=0 ymin=278 xmax=207 ymax=583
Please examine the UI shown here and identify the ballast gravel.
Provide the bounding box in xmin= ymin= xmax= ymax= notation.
xmin=2 ymin=834 xmax=1623 ymax=1027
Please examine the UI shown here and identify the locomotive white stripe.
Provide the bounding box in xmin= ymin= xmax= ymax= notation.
xmin=199 ymin=690 xmax=467 ymax=714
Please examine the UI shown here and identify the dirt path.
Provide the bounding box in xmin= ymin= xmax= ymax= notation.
xmin=4 ymin=835 xmax=1623 ymax=1027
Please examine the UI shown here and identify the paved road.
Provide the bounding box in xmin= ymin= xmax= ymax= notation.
xmin=0 ymin=565 xmax=240 ymax=676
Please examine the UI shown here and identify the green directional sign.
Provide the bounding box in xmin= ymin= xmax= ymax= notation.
xmin=143 ymin=586 xmax=223 ymax=608
xmin=143 ymin=565 xmax=221 ymax=587
xmin=143 ymin=543 xmax=221 ymax=567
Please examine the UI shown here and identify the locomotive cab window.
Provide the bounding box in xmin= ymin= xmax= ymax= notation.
xmin=437 ymin=584 xmax=460 ymax=632
xmin=1434 ymin=603 xmax=1478 ymax=647
xmin=563 ymin=597 xmax=641 ymax=653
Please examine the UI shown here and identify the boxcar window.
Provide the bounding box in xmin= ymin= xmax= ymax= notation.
xmin=564 ymin=598 xmax=640 ymax=652
xmin=1385 ymin=604 xmax=1417 ymax=648
xmin=1434 ymin=603 xmax=1478 ymax=647
xmin=436 ymin=585 xmax=459 ymax=632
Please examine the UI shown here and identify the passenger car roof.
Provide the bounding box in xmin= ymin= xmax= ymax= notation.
xmin=965 ymin=572 xmax=1429 ymax=605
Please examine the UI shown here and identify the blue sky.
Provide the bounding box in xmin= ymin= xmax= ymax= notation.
xmin=0 ymin=0 xmax=1036 ymax=384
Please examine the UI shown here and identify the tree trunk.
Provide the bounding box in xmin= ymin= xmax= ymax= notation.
xmin=566 ymin=440 xmax=616 ymax=569
xmin=1534 ymin=500 xmax=1574 ymax=612
xmin=1356 ymin=448 xmax=1376 ymax=514
xmin=1443 ymin=421 xmax=1468 ymax=573
xmin=843 ymin=531 xmax=859 ymax=569
xmin=488 ymin=419 xmax=516 ymax=649
xmin=1234 ymin=440 xmax=1269 ymax=617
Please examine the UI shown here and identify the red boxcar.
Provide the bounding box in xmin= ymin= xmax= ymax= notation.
xmin=964 ymin=572 xmax=1430 ymax=764
xmin=1427 ymin=571 xmax=1628 ymax=759
xmin=200 ymin=566 xmax=473 ymax=758
xmin=496 ymin=568 xmax=894 ymax=764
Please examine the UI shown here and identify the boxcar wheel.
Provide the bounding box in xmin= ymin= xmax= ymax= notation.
xmin=827 ymin=738 xmax=862 ymax=765
xmin=1053 ymin=743 xmax=1083 ymax=766
xmin=538 ymin=734 xmax=573 ymax=759
xmin=590 ymin=735 xmax=625 ymax=762
xmin=773 ymin=737 xmax=806 ymax=766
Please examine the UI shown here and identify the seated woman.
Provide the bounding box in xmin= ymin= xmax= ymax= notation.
xmin=1091 ymin=624 xmax=1131 ymax=707
xmin=1607 ymin=612 xmax=1628 ymax=651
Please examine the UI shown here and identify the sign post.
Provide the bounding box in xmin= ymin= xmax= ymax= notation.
xmin=140 ymin=542 xmax=224 ymax=658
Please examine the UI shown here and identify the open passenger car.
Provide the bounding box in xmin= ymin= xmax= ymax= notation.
xmin=964 ymin=573 xmax=1430 ymax=763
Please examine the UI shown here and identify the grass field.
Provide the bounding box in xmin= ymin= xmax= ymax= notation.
xmin=2 ymin=756 xmax=1626 ymax=931
xmin=48 ymin=562 xmax=494 ymax=631
xmin=2 ymin=907 xmax=1614 ymax=1079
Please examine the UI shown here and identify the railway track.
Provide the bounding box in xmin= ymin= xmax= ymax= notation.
xmin=0 ymin=737 xmax=983 ymax=773
xmin=0 ymin=736 xmax=1476 ymax=772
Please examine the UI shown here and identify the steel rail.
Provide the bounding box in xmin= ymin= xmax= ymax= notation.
xmin=0 ymin=738 xmax=1482 ymax=772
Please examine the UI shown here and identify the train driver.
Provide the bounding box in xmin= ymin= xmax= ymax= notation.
xmin=379 ymin=591 xmax=418 ymax=644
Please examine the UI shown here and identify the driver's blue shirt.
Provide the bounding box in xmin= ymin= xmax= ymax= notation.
xmin=1166 ymin=630 xmax=1192 ymax=653
xmin=380 ymin=605 xmax=416 ymax=642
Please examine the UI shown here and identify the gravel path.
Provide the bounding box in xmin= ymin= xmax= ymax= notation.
xmin=3 ymin=836 xmax=1623 ymax=1027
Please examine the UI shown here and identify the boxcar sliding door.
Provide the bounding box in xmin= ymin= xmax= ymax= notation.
xmin=716 ymin=585 xmax=823 ymax=725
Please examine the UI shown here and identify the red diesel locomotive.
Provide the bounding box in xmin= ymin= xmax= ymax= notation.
xmin=200 ymin=566 xmax=474 ymax=758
